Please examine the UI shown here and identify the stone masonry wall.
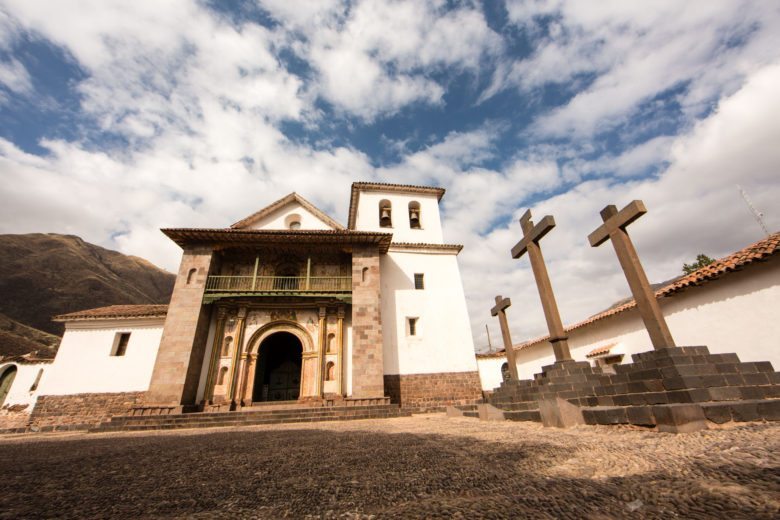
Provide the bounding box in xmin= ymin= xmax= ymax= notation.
xmin=384 ymin=371 xmax=483 ymax=410
xmin=351 ymin=246 xmax=384 ymax=398
xmin=146 ymin=245 xmax=215 ymax=406
xmin=29 ymin=392 xmax=145 ymax=431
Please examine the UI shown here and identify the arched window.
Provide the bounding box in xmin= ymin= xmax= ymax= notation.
xmin=186 ymin=268 xmax=197 ymax=284
xmin=0 ymin=365 xmax=18 ymax=407
xmin=501 ymin=363 xmax=510 ymax=382
xmin=217 ymin=366 xmax=229 ymax=386
xmin=29 ymin=368 xmax=44 ymax=392
xmin=221 ymin=336 xmax=233 ymax=357
xmin=285 ymin=213 xmax=302 ymax=230
xmin=327 ymin=333 xmax=336 ymax=353
xmin=361 ymin=267 xmax=369 ymax=283
xmin=408 ymin=201 xmax=421 ymax=229
xmin=326 ymin=361 xmax=336 ymax=381
xmin=379 ymin=199 xmax=392 ymax=228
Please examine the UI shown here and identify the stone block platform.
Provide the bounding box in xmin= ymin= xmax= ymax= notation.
xmin=483 ymin=346 xmax=780 ymax=431
xmin=91 ymin=402 xmax=411 ymax=433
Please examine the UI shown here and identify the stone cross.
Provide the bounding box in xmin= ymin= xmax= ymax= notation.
xmin=511 ymin=210 xmax=573 ymax=363
xmin=490 ymin=296 xmax=519 ymax=381
xmin=588 ymin=200 xmax=676 ymax=350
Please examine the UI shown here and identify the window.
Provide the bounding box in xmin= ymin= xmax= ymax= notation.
xmin=327 ymin=333 xmax=336 ymax=353
xmin=361 ymin=266 xmax=369 ymax=283
xmin=407 ymin=317 xmax=418 ymax=336
xmin=414 ymin=273 xmax=424 ymax=290
xmin=29 ymin=369 xmax=44 ymax=392
xmin=285 ymin=213 xmax=302 ymax=230
xmin=186 ymin=268 xmax=197 ymax=284
xmin=112 ymin=333 xmax=131 ymax=356
xmin=408 ymin=201 xmax=421 ymax=229
xmin=379 ymin=199 xmax=392 ymax=227
xmin=326 ymin=361 xmax=336 ymax=381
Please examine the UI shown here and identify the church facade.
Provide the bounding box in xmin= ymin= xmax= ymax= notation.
xmin=1 ymin=182 xmax=482 ymax=429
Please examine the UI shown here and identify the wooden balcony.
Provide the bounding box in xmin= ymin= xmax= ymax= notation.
xmin=203 ymin=275 xmax=352 ymax=303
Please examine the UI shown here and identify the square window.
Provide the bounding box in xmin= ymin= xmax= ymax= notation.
xmin=408 ymin=317 xmax=418 ymax=336
xmin=112 ymin=332 xmax=131 ymax=356
xmin=414 ymin=273 xmax=424 ymax=290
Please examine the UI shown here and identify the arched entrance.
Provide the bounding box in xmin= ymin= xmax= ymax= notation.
xmin=253 ymin=332 xmax=302 ymax=402
xmin=0 ymin=365 xmax=18 ymax=407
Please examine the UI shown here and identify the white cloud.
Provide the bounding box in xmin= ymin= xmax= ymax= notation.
xmin=261 ymin=0 xmax=502 ymax=120
xmin=493 ymin=0 xmax=780 ymax=139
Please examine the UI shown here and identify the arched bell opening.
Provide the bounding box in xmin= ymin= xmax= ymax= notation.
xmin=253 ymin=332 xmax=303 ymax=402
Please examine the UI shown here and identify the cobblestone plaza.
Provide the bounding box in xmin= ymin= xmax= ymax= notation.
xmin=0 ymin=415 xmax=777 ymax=518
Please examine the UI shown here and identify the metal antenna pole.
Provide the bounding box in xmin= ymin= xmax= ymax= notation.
xmin=737 ymin=185 xmax=770 ymax=237
xmin=485 ymin=324 xmax=493 ymax=353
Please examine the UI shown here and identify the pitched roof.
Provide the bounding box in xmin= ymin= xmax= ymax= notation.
xmin=477 ymin=231 xmax=780 ymax=359
xmin=348 ymin=181 xmax=446 ymax=229
xmin=54 ymin=304 xmax=169 ymax=322
xmin=586 ymin=343 xmax=617 ymax=358
xmin=231 ymin=192 xmax=344 ymax=230
xmin=161 ymin=228 xmax=393 ymax=252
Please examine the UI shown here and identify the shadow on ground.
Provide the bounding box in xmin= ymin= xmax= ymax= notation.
xmin=0 ymin=426 xmax=777 ymax=519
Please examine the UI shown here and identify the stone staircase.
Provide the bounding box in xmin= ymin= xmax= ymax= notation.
xmin=481 ymin=346 xmax=780 ymax=430
xmin=91 ymin=402 xmax=411 ymax=433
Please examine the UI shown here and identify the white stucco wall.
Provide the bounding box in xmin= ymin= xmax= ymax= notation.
xmin=354 ymin=191 xmax=443 ymax=243
xmin=477 ymin=257 xmax=780 ymax=391
xmin=246 ymin=201 xmax=335 ymax=230
xmin=381 ymin=248 xmax=478 ymax=375
xmin=0 ymin=362 xmax=50 ymax=410
xmin=36 ymin=319 xmax=164 ymax=396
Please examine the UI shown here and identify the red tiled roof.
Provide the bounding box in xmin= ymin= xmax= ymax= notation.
xmin=586 ymin=343 xmax=617 ymax=358
xmin=54 ymin=304 xmax=169 ymax=322
xmin=477 ymin=231 xmax=779 ymax=359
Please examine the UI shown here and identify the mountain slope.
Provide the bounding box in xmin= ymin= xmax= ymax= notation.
xmin=0 ymin=233 xmax=176 ymax=337
xmin=0 ymin=312 xmax=60 ymax=360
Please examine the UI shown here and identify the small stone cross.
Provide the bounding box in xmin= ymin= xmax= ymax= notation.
xmin=491 ymin=296 xmax=519 ymax=381
xmin=511 ymin=210 xmax=573 ymax=363
xmin=588 ymin=201 xmax=676 ymax=350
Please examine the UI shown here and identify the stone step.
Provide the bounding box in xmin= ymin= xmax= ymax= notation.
xmin=91 ymin=404 xmax=409 ymax=433
xmin=503 ymin=410 xmax=541 ymax=422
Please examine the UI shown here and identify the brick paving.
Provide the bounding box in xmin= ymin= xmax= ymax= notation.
xmin=0 ymin=415 xmax=777 ymax=519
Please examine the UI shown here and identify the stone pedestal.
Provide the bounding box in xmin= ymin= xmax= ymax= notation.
xmin=487 ymin=346 xmax=780 ymax=431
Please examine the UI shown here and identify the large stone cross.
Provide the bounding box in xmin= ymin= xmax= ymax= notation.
xmin=588 ymin=201 xmax=676 ymax=350
xmin=511 ymin=210 xmax=573 ymax=363
xmin=491 ymin=296 xmax=519 ymax=381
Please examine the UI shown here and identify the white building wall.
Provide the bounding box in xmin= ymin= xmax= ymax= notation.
xmin=354 ymin=191 xmax=443 ymax=243
xmin=0 ymin=362 xmax=50 ymax=410
xmin=36 ymin=319 xmax=164 ymax=396
xmin=246 ymin=202 xmax=335 ymax=230
xmin=381 ymin=249 xmax=478 ymax=375
xmin=477 ymin=258 xmax=780 ymax=390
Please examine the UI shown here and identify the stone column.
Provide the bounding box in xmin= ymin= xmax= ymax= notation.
xmin=146 ymin=245 xmax=216 ymax=407
xmin=350 ymin=245 xmax=384 ymax=398
xmin=242 ymin=353 xmax=258 ymax=404
xmin=228 ymin=307 xmax=248 ymax=406
xmin=202 ymin=306 xmax=228 ymax=404
xmin=316 ymin=306 xmax=326 ymax=396
xmin=337 ymin=306 xmax=345 ymax=396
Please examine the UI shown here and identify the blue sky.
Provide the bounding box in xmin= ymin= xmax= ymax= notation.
xmin=1 ymin=1 xmax=779 ymax=348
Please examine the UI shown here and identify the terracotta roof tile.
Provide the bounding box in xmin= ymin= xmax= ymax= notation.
xmin=586 ymin=343 xmax=617 ymax=358
xmin=54 ymin=304 xmax=169 ymax=322
xmin=476 ymin=231 xmax=779 ymax=359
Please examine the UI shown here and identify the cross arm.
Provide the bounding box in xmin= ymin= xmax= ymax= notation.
xmin=588 ymin=200 xmax=647 ymax=247
xmin=511 ymin=214 xmax=556 ymax=259
xmin=491 ymin=296 xmax=511 ymax=316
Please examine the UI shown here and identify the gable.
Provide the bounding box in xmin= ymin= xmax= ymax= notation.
xmin=231 ymin=193 xmax=344 ymax=231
